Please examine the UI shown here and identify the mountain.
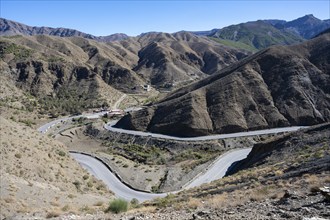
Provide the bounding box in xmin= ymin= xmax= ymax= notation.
xmin=281 ymin=14 xmax=330 ymax=39
xmin=115 ymin=32 xmax=330 ymax=137
xmin=128 ymin=31 xmax=248 ymax=88
xmin=0 ymin=18 xmax=129 ymax=42
xmin=194 ymin=15 xmax=330 ymax=51
xmin=208 ymin=20 xmax=304 ymax=51
xmin=0 ymin=30 xmax=248 ymax=114
xmin=0 ymin=35 xmax=140 ymax=115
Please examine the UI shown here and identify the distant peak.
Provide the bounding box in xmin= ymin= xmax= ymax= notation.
xmin=300 ymin=14 xmax=319 ymax=20
xmin=305 ymin=14 xmax=315 ymax=18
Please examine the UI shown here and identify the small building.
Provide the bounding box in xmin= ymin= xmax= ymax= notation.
xmin=142 ymin=84 xmax=151 ymax=92
xmin=106 ymin=109 xmax=125 ymax=118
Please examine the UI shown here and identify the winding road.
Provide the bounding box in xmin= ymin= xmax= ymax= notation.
xmin=70 ymin=148 xmax=251 ymax=202
xmin=70 ymin=153 xmax=168 ymax=201
xmin=105 ymin=120 xmax=305 ymax=141
xmin=38 ymin=110 xmax=306 ymax=202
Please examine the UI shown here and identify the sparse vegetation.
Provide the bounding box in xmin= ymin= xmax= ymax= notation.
xmin=56 ymin=150 xmax=66 ymax=157
xmin=210 ymin=37 xmax=257 ymax=52
xmin=14 ymin=153 xmax=22 ymax=159
xmin=38 ymin=87 xmax=108 ymax=116
xmin=18 ymin=119 xmax=35 ymax=127
xmin=130 ymin=198 xmax=140 ymax=208
xmin=106 ymin=198 xmax=128 ymax=213
xmin=154 ymin=194 xmax=176 ymax=208
xmin=104 ymin=143 xmax=169 ymax=165
xmin=0 ymin=41 xmax=33 ymax=59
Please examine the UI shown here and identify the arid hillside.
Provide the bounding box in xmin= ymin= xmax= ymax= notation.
xmin=115 ymin=33 xmax=330 ymax=137
xmin=0 ymin=31 xmax=248 ymax=114
xmin=124 ymin=31 xmax=248 ymax=88
xmin=0 ymin=18 xmax=129 ymax=42
xmin=0 ymin=116 xmax=114 ymax=219
xmin=114 ymin=124 xmax=329 ymax=220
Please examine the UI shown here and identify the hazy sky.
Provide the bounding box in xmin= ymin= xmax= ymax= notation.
xmin=1 ymin=0 xmax=329 ymax=36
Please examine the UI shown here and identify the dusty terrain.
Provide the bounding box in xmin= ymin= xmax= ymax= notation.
xmin=0 ymin=77 xmax=114 ymax=219
xmin=9 ymin=124 xmax=329 ymax=220
xmin=0 ymin=116 xmax=115 ymax=219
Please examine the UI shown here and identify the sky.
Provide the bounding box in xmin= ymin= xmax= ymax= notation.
xmin=1 ymin=0 xmax=329 ymax=36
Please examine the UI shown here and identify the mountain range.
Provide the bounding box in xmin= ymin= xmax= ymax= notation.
xmin=2 ymin=14 xmax=330 ymax=51
xmin=1 ymin=15 xmax=329 ymax=117
xmin=115 ymin=31 xmax=330 ymax=137
xmin=0 ymin=18 xmax=129 ymax=42
xmin=0 ymin=31 xmax=247 ymax=115
xmin=194 ymin=14 xmax=330 ymax=51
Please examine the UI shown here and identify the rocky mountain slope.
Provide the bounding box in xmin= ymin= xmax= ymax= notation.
xmin=128 ymin=31 xmax=248 ymax=88
xmin=208 ymin=20 xmax=304 ymax=50
xmin=0 ymin=18 xmax=129 ymax=42
xmin=279 ymin=14 xmax=330 ymax=39
xmin=1 ymin=30 xmax=248 ymax=115
xmin=0 ymin=35 xmax=133 ymax=114
xmin=115 ymin=32 xmax=330 ymax=137
xmin=195 ymin=14 xmax=330 ymax=51
xmin=228 ymin=123 xmax=330 ymax=176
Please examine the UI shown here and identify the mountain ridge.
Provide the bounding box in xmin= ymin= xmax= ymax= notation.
xmin=0 ymin=18 xmax=129 ymax=42
xmin=192 ymin=14 xmax=330 ymax=51
xmin=115 ymin=33 xmax=330 ymax=137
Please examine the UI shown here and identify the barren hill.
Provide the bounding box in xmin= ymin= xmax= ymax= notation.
xmin=129 ymin=31 xmax=248 ymax=88
xmin=115 ymin=33 xmax=330 ymax=137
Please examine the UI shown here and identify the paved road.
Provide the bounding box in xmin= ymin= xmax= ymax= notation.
xmin=184 ymin=148 xmax=251 ymax=189
xmin=37 ymin=111 xmax=109 ymax=134
xmin=105 ymin=121 xmax=305 ymax=141
xmin=70 ymin=148 xmax=252 ymax=202
xmin=70 ymin=153 xmax=168 ymax=202
xmin=39 ymin=112 xmax=305 ymax=202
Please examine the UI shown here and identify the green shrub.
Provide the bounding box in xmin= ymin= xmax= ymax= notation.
xmin=106 ymin=198 xmax=128 ymax=213
xmin=130 ymin=198 xmax=140 ymax=208
xmin=14 ymin=153 xmax=22 ymax=159
xmin=155 ymin=194 xmax=176 ymax=208
xmin=57 ymin=150 xmax=66 ymax=157
xmin=73 ymin=180 xmax=81 ymax=190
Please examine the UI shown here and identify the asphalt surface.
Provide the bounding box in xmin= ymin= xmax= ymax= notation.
xmin=37 ymin=111 xmax=109 ymax=133
xmin=70 ymin=153 xmax=168 ymax=202
xmin=70 ymin=148 xmax=252 ymax=202
xmin=105 ymin=120 xmax=305 ymax=141
xmin=184 ymin=148 xmax=252 ymax=189
xmin=39 ymin=112 xmax=305 ymax=202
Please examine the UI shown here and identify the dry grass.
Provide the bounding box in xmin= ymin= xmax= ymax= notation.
xmin=0 ymin=116 xmax=113 ymax=219
xmin=126 ymin=206 xmax=157 ymax=214
xmin=186 ymin=198 xmax=200 ymax=209
xmin=206 ymin=192 xmax=229 ymax=209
